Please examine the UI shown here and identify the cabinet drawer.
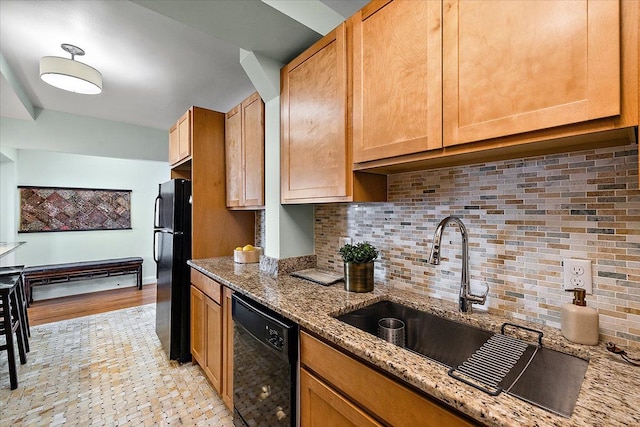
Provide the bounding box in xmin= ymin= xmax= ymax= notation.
xmin=190 ymin=269 xmax=222 ymax=304
xmin=300 ymin=331 xmax=477 ymax=427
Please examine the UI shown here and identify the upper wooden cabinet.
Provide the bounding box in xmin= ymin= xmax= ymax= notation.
xmin=443 ymin=0 xmax=621 ymax=147
xmin=225 ymin=92 xmax=265 ymax=210
xmin=352 ymin=0 xmax=443 ymax=163
xmin=189 ymin=107 xmax=255 ymax=259
xmin=169 ymin=110 xmax=191 ymax=167
xmin=349 ymin=0 xmax=637 ymax=172
xmin=225 ymin=105 xmax=242 ymax=206
xmin=281 ymin=22 xmax=387 ymax=204
xmin=167 ymin=107 xmax=255 ymax=256
xmin=169 ymin=123 xmax=179 ymax=164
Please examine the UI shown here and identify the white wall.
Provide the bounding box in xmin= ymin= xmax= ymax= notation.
xmin=0 ymin=146 xmax=18 ymax=240
xmin=0 ymin=110 xmax=168 ymax=161
xmin=1 ymin=150 xmax=168 ymax=299
xmin=0 ymin=109 xmax=169 ymax=299
xmin=264 ymin=97 xmax=314 ymax=259
xmin=15 ymin=150 xmax=168 ymax=276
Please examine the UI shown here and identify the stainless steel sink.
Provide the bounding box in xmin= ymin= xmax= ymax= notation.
xmin=336 ymin=300 xmax=589 ymax=418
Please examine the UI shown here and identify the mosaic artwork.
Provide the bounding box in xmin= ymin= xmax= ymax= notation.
xmin=19 ymin=186 xmax=132 ymax=232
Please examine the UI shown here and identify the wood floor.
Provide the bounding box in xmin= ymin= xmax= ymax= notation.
xmin=27 ymin=283 xmax=156 ymax=326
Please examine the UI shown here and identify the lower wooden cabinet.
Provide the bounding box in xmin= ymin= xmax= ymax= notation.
xmin=190 ymin=269 xmax=223 ymax=394
xmin=190 ymin=269 xmax=234 ymax=410
xmin=300 ymin=368 xmax=383 ymax=427
xmin=300 ymin=331 xmax=478 ymax=427
xmin=221 ymin=286 xmax=234 ymax=410
xmin=203 ymin=295 xmax=223 ymax=392
xmin=190 ymin=285 xmax=206 ymax=367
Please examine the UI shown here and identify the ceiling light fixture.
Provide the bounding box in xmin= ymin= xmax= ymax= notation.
xmin=40 ymin=44 xmax=102 ymax=95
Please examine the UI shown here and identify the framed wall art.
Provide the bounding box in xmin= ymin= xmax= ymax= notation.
xmin=18 ymin=186 xmax=132 ymax=233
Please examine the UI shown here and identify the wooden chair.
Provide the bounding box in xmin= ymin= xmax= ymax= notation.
xmin=0 ymin=266 xmax=30 ymax=340
xmin=0 ymin=273 xmax=28 ymax=390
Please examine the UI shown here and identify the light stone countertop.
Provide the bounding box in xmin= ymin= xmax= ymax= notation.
xmin=0 ymin=242 xmax=25 ymax=258
xmin=188 ymin=257 xmax=640 ymax=427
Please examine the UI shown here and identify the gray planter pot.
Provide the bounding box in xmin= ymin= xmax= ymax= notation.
xmin=344 ymin=261 xmax=374 ymax=293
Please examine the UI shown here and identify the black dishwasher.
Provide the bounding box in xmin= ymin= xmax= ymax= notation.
xmin=232 ymin=294 xmax=298 ymax=427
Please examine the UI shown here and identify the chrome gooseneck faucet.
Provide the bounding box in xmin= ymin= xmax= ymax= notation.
xmin=428 ymin=216 xmax=488 ymax=313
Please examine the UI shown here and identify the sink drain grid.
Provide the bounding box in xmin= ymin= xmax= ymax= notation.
xmin=448 ymin=334 xmax=529 ymax=396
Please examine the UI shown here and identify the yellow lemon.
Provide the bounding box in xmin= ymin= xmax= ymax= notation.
xmin=242 ymin=244 xmax=255 ymax=252
xmin=235 ymin=246 xmax=243 ymax=251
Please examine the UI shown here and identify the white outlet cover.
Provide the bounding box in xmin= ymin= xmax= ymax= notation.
xmin=563 ymin=259 xmax=593 ymax=294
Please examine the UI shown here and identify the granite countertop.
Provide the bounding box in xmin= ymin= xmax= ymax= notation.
xmin=188 ymin=257 xmax=640 ymax=427
xmin=0 ymin=242 xmax=25 ymax=258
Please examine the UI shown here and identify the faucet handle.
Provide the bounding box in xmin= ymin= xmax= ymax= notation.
xmin=469 ymin=282 xmax=489 ymax=304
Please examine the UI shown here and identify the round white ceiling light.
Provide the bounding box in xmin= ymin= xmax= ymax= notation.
xmin=40 ymin=44 xmax=102 ymax=95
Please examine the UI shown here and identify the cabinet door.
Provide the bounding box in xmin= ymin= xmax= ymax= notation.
xmin=191 ymin=107 xmax=255 ymax=259
xmin=352 ymin=0 xmax=442 ymax=163
xmin=281 ymin=23 xmax=348 ymax=201
xmin=204 ymin=296 xmax=223 ymax=393
xmin=169 ymin=124 xmax=180 ymax=165
xmin=190 ymin=285 xmax=205 ymax=366
xmin=443 ymin=0 xmax=620 ymax=147
xmin=242 ymin=93 xmax=265 ymax=207
xmin=221 ymin=286 xmax=234 ymax=410
xmin=178 ymin=109 xmax=191 ymax=161
xmin=225 ymin=105 xmax=243 ymax=208
xmin=300 ymin=369 xmax=383 ymax=427
xmin=300 ymin=332 xmax=476 ymax=427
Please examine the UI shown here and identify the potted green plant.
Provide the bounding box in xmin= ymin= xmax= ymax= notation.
xmin=339 ymin=242 xmax=379 ymax=292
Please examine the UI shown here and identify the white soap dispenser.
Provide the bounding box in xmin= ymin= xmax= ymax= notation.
xmin=561 ymin=288 xmax=599 ymax=345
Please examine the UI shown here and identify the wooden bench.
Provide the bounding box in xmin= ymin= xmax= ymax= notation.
xmin=22 ymin=257 xmax=143 ymax=304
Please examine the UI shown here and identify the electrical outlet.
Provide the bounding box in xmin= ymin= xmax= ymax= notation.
xmin=570 ymin=265 xmax=585 ymax=275
xmin=339 ymin=236 xmax=352 ymax=247
xmin=563 ymin=259 xmax=593 ymax=294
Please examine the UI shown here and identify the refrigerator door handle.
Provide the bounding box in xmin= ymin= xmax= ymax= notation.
xmin=153 ymin=229 xmax=160 ymax=264
xmin=153 ymin=191 xmax=161 ymax=229
xmin=153 ymin=229 xmax=171 ymax=264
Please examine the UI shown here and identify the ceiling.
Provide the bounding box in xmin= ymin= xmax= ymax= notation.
xmin=0 ymin=0 xmax=367 ymax=135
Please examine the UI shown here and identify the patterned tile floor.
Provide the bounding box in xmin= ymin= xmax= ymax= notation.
xmin=0 ymin=304 xmax=234 ymax=426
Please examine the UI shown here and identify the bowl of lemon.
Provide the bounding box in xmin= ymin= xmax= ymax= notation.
xmin=234 ymin=244 xmax=262 ymax=264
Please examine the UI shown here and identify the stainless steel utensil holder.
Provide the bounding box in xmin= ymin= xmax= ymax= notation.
xmin=378 ymin=317 xmax=405 ymax=348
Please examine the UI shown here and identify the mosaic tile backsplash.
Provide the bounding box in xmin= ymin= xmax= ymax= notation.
xmin=255 ymin=210 xmax=265 ymax=249
xmin=315 ymin=143 xmax=640 ymax=349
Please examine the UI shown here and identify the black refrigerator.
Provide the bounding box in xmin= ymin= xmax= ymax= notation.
xmin=153 ymin=179 xmax=192 ymax=362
